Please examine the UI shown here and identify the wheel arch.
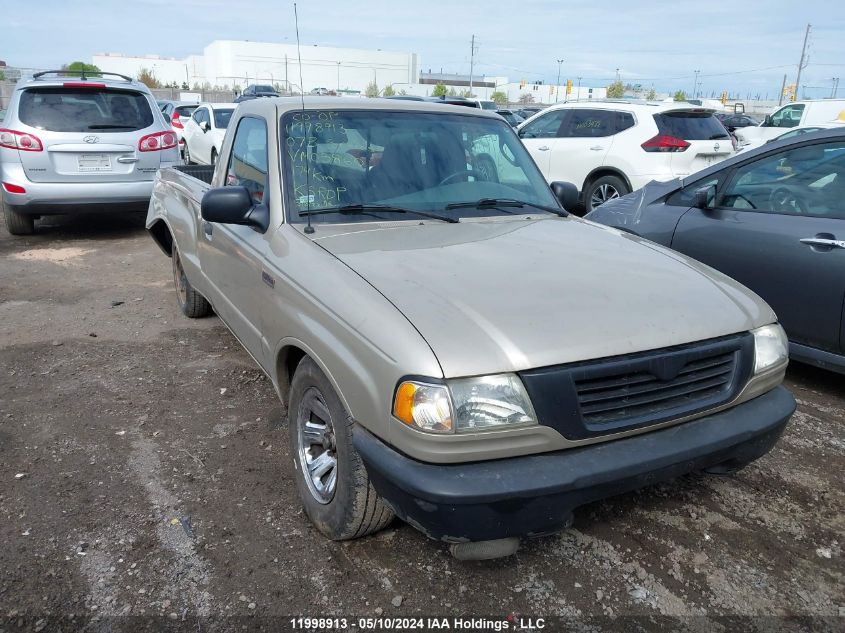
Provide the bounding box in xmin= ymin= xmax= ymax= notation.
xmin=582 ymin=167 xmax=632 ymax=194
xmin=274 ymin=340 xmax=353 ymax=416
xmin=147 ymin=217 xmax=174 ymax=257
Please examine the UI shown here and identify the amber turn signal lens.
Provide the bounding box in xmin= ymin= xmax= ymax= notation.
xmin=393 ymin=382 xmax=418 ymax=425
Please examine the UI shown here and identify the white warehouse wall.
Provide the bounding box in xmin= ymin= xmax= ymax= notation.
xmin=94 ymin=40 xmax=418 ymax=93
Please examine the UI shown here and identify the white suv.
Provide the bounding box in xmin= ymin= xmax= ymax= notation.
xmin=517 ymin=101 xmax=734 ymax=212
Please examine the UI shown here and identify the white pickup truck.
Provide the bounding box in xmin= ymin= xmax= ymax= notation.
xmin=146 ymin=97 xmax=794 ymax=559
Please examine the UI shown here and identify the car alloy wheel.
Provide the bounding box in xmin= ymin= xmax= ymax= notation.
xmin=591 ymin=183 xmax=621 ymax=208
xmin=296 ymin=387 xmax=338 ymax=504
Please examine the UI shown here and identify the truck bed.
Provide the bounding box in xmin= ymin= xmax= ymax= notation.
xmin=173 ymin=164 xmax=215 ymax=185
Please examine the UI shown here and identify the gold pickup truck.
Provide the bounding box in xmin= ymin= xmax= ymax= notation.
xmin=146 ymin=97 xmax=794 ymax=559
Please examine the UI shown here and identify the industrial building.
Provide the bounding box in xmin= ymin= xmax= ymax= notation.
xmin=93 ymin=40 xmax=419 ymax=94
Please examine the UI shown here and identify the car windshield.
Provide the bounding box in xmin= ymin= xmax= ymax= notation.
xmin=18 ymin=87 xmax=154 ymax=132
xmin=281 ymin=109 xmax=560 ymax=224
xmin=213 ymin=108 xmax=234 ymax=128
xmin=255 ymin=85 xmax=277 ymax=94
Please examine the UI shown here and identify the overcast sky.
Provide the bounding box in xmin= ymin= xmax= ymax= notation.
xmin=3 ymin=0 xmax=844 ymax=98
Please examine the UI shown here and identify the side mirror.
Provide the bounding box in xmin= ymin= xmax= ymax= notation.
xmin=762 ymin=114 xmax=772 ymax=127
xmin=693 ymin=185 xmax=715 ymax=210
xmin=201 ymin=186 xmax=269 ymax=232
xmin=200 ymin=121 xmax=209 ymax=132
xmin=550 ymin=181 xmax=579 ymax=212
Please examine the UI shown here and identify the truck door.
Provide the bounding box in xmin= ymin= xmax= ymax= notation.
xmin=198 ymin=116 xmax=272 ymax=364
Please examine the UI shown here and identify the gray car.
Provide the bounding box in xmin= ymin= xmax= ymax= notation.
xmin=1 ymin=70 xmax=180 ymax=235
xmin=146 ymin=97 xmax=795 ymax=558
xmin=586 ymin=127 xmax=845 ymax=374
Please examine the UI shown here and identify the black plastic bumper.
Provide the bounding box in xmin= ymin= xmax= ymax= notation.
xmin=353 ymin=386 xmax=795 ymax=542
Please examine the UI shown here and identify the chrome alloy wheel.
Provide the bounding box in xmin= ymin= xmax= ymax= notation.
xmin=296 ymin=387 xmax=338 ymax=504
xmin=590 ymin=183 xmax=621 ymax=208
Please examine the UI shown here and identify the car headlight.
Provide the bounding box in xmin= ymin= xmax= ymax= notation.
xmin=752 ymin=323 xmax=789 ymax=374
xmin=393 ymin=374 xmax=537 ymax=434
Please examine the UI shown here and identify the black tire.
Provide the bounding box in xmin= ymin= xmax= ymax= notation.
xmin=183 ymin=142 xmax=192 ymax=165
xmin=3 ymin=201 xmax=35 ymax=236
xmin=172 ymin=243 xmax=211 ymax=318
xmin=584 ymin=174 xmax=630 ymax=213
xmin=288 ymin=357 xmax=393 ymax=540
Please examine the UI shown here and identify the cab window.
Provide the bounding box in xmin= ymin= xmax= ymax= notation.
xmin=766 ymin=104 xmax=805 ymax=129
xmin=226 ymin=117 xmax=268 ymax=205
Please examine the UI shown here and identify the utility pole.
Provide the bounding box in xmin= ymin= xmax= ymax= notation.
xmin=577 ymin=76 xmax=582 ymax=101
xmin=794 ymin=24 xmax=811 ymax=102
xmin=285 ymin=55 xmax=288 ymax=94
xmin=831 ymin=77 xmax=840 ymax=98
xmin=693 ymin=69 xmax=700 ymax=99
xmin=778 ymin=73 xmax=787 ymax=106
xmin=468 ymin=34 xmax=477 ymax=97
xmin=555 ymin=59 xmax=564 ymax=103
xmin=337 ymin=61 xmax=341 ymax=93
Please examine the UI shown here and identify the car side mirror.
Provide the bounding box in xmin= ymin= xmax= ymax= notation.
xmin=550 ymin=181 xmax=579 ymax=212
xmin=201 ymin=186 xmax=269 ymax=232
xmin=200 ymin=121 xmax=209 ymax=132
xmin=762 ymin=114 xmax=772 ymax=127
xmin=693 ymin=185 xmax=715 ymax=210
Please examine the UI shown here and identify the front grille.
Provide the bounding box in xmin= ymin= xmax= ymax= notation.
xmin=576 ymin=351 xmax=736 ymax=425
xmin=519 ymin=333 xmax=754 ymax=440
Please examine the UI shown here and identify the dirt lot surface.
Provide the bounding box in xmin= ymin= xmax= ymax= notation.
xmin=1 ymin=214 xmax=843 ymax=632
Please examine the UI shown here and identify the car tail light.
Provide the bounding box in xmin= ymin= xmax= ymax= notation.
xmin=171 ymin=111 xmax=184 ymax=129
xmin=139 ymin=131 xmax=178 ymax=152
xmin=641 ymin=134 xmax=690 ymax=153
xmin=0 ymin=128 xmax=44 ymax=152
xmin=2 ymin=182 xmax=26 ymax=194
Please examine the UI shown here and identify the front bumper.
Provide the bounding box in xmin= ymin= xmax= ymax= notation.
xmin=354 ymin=386 xmax=795 ymax=542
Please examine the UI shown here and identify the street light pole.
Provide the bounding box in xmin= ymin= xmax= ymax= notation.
xmin=555 ymin=59 xmax=564 ymax=103
xmin=337 ymin=62 xmax=341 ymax=93
xmin=577 ymin=76 xmax=582 ymax=101
xmin=693 ymin=69 xmax=700 ymax=98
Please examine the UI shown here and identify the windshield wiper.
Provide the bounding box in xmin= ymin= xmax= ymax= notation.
xmin=299 ymin=204 xmax=459 ymax=223
xmin=445 ymin=198 xmax=568 ymax=217
xmin=87 ymin=124 xmax=136 ymax=129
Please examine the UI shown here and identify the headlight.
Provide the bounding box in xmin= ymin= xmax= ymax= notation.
xmin=752 ymin=323 xmax=788 ymax=374
xmin=393 ymin=374 xmax=537 ymax=434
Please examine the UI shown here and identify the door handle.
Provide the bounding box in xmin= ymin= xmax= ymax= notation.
xmin=589 ymin=145 xmax=605 ymax=151
xmin=537 ymin=145 xmax=550 ymax=151
xmin=203 ymin=221 xmax=213 ymax=237
xmin=117 ymin=156 xmax=139 ymax=163
xmin=800 ymin=237 xmax=845 ymax=249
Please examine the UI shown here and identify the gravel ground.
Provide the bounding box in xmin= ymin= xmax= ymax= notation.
xmin=0 ymin=213 xmax=843 ymax=632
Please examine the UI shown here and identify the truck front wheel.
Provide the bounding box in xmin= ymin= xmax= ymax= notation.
xmin=172 ymin=243 xmax=211 ymax=318
xmin=288 ymin=356 xmax=394 ymax=540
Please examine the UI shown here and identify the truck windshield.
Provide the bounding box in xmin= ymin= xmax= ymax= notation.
xmin=281 ymin=109 xmax=559 ymax=224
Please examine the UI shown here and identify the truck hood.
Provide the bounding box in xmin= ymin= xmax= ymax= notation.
xmin=312 ymin=217 xmax=775 ymax=378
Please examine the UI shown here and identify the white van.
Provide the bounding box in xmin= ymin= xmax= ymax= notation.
xmin=735 ymin=99 xmax=845 ymax=146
